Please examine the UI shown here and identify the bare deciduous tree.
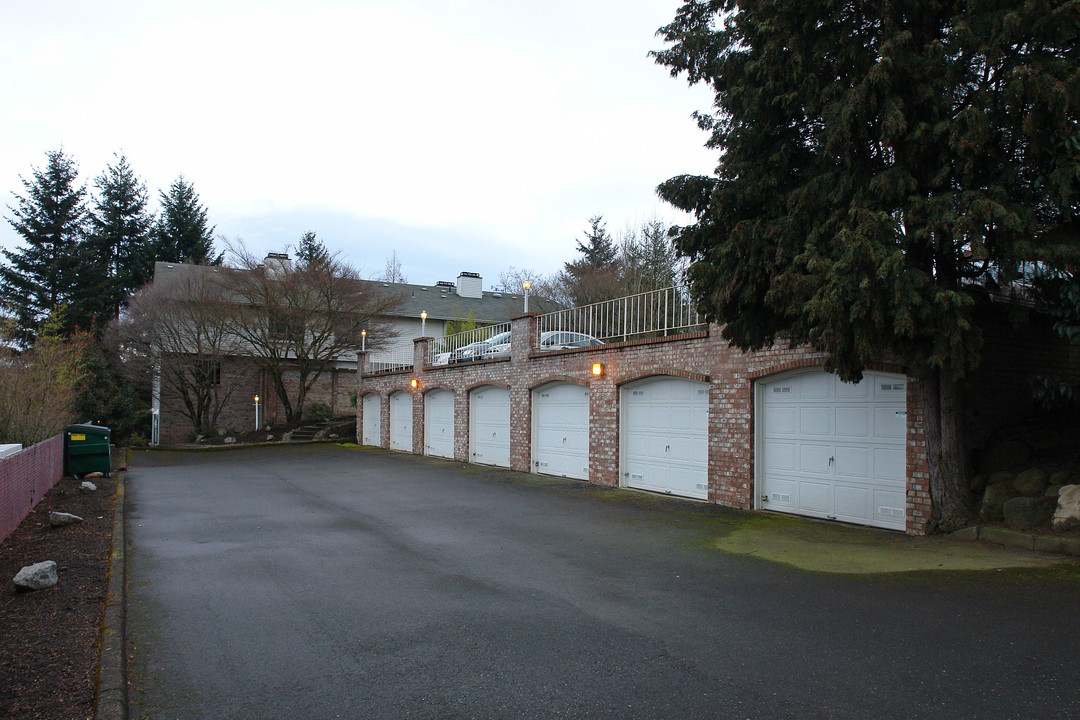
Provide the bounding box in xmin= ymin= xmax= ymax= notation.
xmin=226 ymin=243 xmax=400 ymax=423
xmin=104 ymin=265 xmax=242 ymax=438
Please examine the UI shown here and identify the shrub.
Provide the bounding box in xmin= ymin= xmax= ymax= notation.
xmin=308 ymin=402 xmax=333 ymax=424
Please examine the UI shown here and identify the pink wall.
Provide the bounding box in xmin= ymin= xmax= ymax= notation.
xmin=0 ymin=435 xmax=64 ymax=543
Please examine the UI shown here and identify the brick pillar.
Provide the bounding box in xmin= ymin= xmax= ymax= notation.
xmin=454 ymin=388 xmax=469 ymax=462
xmin=589 ymin=371 xmax=619 ymax=487
xmin=509 ymin=314 xmax=538 ymax=473
xmin=413 ymin=338 xmax=430 ymax=455
xmin=355 ymin=352 xmax=369 ymax=443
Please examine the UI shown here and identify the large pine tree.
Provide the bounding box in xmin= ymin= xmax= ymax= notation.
xmin=653 ymin=1 xmax=1080 ymax=530
xmin=86 ymin=153 xmax=156 ymax=322
xmin=155 ymin=176 xmax=221 ymax=265
xmin=1 ymin=148 xmax=88 ymax=344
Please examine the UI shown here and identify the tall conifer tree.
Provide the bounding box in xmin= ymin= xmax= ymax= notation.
xmin=87 ymin=153 xmax=155 ymax=318
xmin=155 ymin=176 xmax=221 ymax=265
xmin=1 ymin=148 xmax=88 ymax=344
xmin=653 ymin=1 xmax=1080 ymax=530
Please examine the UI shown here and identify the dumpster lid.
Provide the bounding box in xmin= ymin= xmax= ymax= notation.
xmin=66 ymin=423 xmax=111 ymax=433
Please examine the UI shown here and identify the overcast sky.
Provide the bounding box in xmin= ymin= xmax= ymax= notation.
xmin=1 ymin=0 xmax=715 ymax=288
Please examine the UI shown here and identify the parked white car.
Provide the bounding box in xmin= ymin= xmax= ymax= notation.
xmin=482 ymin=331 xmax=603 ymax=359
xmin=432 ymin=331 xmax=513 ymax=365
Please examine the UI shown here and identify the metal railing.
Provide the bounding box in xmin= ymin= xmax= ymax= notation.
xmin=430 ymin=323 xmax=510 ymax=362
xmin=367 ymin=343 xmax=414 ymax=373
xmin=536 ymin=285 xmax=706 ymax=346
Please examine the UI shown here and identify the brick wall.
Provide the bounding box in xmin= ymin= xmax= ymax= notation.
xmin=158 ymin=361 xmax=355 ymax=444
xmin=0 ymin=435 xmax=64 ymax=543
xmin=355 ymin=315 xmax=944 ymax=530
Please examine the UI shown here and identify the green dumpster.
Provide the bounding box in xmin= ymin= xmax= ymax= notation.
xmin=65 ymin=424 xmax=112 ymax=478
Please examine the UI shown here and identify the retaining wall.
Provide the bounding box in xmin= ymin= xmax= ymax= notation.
xmin=356 ymin=314 xmax=934 ymax=534
xmin=0 ymin=435 xmax=64 ymax=543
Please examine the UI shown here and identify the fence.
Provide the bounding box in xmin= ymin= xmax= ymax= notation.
xmin=367 ymin=343 xmax=415 ymax=374
xmin=0 ymin=435 xmax=65 ymax=543
xmin=536 ymin=286 xmax=706 ymax=346
xmin=430 ymin=323 xmax=511 ymax=365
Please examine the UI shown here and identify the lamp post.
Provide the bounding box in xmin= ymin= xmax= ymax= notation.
xmin=522 ymin=281 xmax=531 ymax=313
xmin=420 ymin=310 xmax=427 ymax=336
xmin=254 ymin=395 xmax=260 ymax=430
xmin=361 ymin=329 xmax=366 ymax=352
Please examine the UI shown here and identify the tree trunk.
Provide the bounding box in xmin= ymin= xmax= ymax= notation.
xmin=919 ymin=364 xmax=971 ymax=532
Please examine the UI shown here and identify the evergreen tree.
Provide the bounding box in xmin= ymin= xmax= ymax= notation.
xmin=155 ymin=176 xmax=221 ymax=265
xmin=87 ymin=153 xmax=155 ymax=319
xmin=1 ymin=148 xmax=87 ymax=345
xmin=295 ymin=231 xmax=330 ymax=269
xmin=621 ymin=219 xmax=682 ymax=293
xmin=562 ymin=215 xmax=623 ymax=305
xmin=653 ymin=1 xmax=1080 ymax=530
xmin=569 ymin=215 xmax=618 ymax=270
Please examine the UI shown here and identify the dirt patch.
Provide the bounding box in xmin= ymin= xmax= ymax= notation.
xmin=0 ymin=474 xmax=117 ymax=719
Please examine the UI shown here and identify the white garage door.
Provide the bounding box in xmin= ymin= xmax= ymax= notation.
xmin=361 ymin=393 xmax=381 ymax=447
xmin=532 ymin=382 xmax=590 ymax=480
xmin=424 ymin=389 xmax=455 ymax=459
xmin=389 ymin=391 xmax=413 ymax=452
xmin=620 ymin=377 xmax=709 ymax=500
xmin=759 ymin=370 xmax=907 ymax=530
xmin=470 ymin=386 xmax=510 ymax=467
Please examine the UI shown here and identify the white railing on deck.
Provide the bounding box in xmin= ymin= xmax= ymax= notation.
xmin=367 ymin=343 xmax=414 ymax=373
xmin=431 ymin=322 xmax=511 ymax=357
xmin=536 ymin=285 xmax=705 ymax=345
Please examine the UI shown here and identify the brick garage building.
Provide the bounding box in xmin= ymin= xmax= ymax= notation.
xmin=356 ymin=313 xmax=940 ymax=533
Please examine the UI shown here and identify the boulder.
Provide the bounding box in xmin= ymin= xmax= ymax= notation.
xmin=1013 ymin=468 xmax=1048 ymax=496
xmin=49 ymin=512 xmax=82 ymax=527
xmin=981 ymin=483 xmax=1010 ymax=522
xmin=79 ymin=481 xmax=97 ymax=492
xmin=14 ymin=561 xmax=58 ymax=591
xmin=1053 ymin=485 xmax=1080 ymax=533
xmin=224 ymin=437 xmax=236 ymax=445
xmin=1046 ymin=485 xmax=1062 ymax=499
xmin=1050 ymin=470 xmax=1074 ymax=487
xmin=977 ymin=440 xmax=1032 ymax=473
xmin=1003 ymin=497 xmax=1056 ymax=531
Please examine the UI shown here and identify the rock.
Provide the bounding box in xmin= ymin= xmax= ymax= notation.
xmin=969 ymin=473 xmax=987 ymax=494
xmin=977 ymin=440 xmax=1032 ymax=473
xmin=981 ymin=483 xmax=1010 ymax=522
xmin=1050 ymin=470 xmax=1074 ymax=487
xmin=329 ymin=433 xmax=340 ymax=439
xmin=79 ymin=481 xmax=97 ymax=492
xmin=1013 ymin=468 xmax=1048 ymax=496
xmin=1003 ymin=496 xmax=1056 ymax=531
xmin=988 ymin=471 xmax=1015 ymax=486
xmin=1053 ymin=485 xmax=1080 ymax=532
xmin=49 ymin=512 xmax=82 ymax=527
xmin=266 ymin=434 xmax=275 ymax=441
xmin=14 ymin=561 xmax=58 ymax=590
xmin=1046 ymin=485 xmax=1062 ymax=499
xmin=223 ymin=437 xmax=236 ymax=445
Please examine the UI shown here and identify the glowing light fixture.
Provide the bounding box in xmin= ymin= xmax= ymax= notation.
xmin=591 ymin=363 xmax=603 ymax=376
xmin=410 ymin=378 xmax=418 ymax=389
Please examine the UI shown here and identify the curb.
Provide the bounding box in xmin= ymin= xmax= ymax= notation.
xmin=95 ymin=472 xmax=126 ymax=720
xmin=952 ymin=524 xmax=1080 ymax=558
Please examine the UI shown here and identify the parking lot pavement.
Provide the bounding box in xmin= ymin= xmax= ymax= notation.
xmin=126 ymin=445 xmax=1080 ymax=720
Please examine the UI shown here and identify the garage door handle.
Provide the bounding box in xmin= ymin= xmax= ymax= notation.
xmin=829 ymin=456 xmax=834 ymax=465
xmin=665 ymin=445 xmax=670 ymax=452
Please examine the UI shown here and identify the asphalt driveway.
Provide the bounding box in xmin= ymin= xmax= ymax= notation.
xmin=126 ymin=445 xmax=1080 ymax=720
